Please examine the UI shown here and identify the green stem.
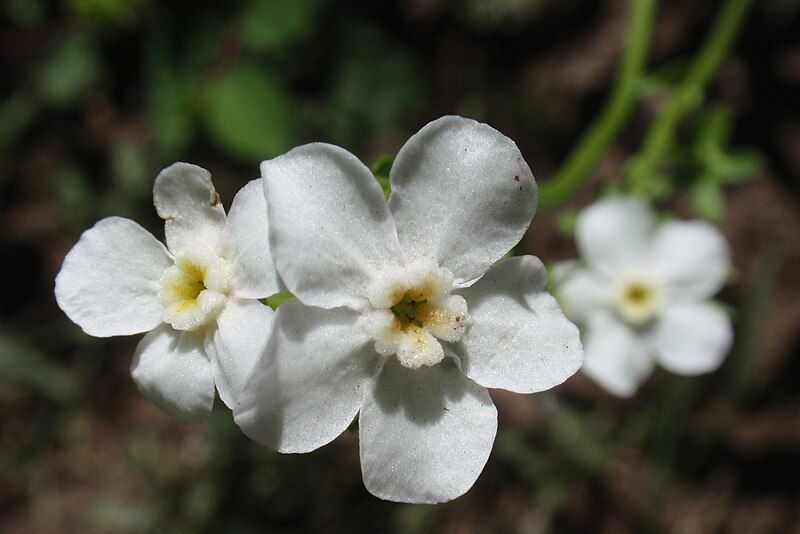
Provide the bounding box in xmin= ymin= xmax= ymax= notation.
xmin=538 ymin=0 xmax=658 ymax=210
xmin=626 ymin=0 xmax=753 ymax=191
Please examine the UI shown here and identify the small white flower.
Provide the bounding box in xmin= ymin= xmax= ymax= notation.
xmin=234 ymin=116 xmax=583 ymax=504
xmin=55 ymin=163 xmax=281 ymax=423
xmin=555 ymin=195 xmax=733 ymax=397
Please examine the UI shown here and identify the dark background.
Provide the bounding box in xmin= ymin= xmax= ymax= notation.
xmin=1 ymin=0 xmax=799 ymax=531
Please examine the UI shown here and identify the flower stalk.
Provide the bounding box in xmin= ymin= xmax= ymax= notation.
xmin=626 ymin=0 xmax=754 ymax=194
xmin=538 ymin=0 xmax=658 ymax=210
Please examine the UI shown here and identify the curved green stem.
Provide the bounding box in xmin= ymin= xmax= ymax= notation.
xmin=626 ymin=0 xmax=753 ymax=193
xmin=538 ymin=0 xmax=658 ymax=210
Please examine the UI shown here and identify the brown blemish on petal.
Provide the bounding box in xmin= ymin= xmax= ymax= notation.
xmin=211 ymin=191 xmax=221 ymax=206
xmin=514 ymin=175 xmax=520 ymax=181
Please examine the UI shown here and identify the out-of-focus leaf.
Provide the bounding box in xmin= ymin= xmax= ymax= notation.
xmin=54 ymin=167 xmax=99 ymax=233
xmin=695 ymin=105 xmax=732 ymax=148
xmin=182 ymin=479 xmax=220 ymax=525
xmin=0 ymin=92 xmax=37 ymax=151
xmin=326 ymin=24 xmax=424 ymax=146
xmin=547 ymin=410 xmax=610 ymax=473
xmin=690 ymin=178 xmax=725 ymax=221
xmin=625 ymin=160 xmax=674 ymax=202
xmin=394 ymin=503 xmax=437 ymax=533
xmin=36 ymin=34 xmax=101 ymax=107
xmin=69 ymin=0 xmax=147 ymax=25
xmin=143 ymin=34 xmax=196 ymax=156
xmin=556 ymin=209 xmax=577 ymax=236
xmin=86 ymin=495 xmax=159 ymax=534
xmin=371 ymin=155 xmax=393 ymax=197
xmin=111 ymin=134 xmax=151 ymax=200
xmin=708 ymin=148 xmax=763 ymax=184
xmin=180 ymin=18 xmax=224 ymax=74
xmin=456 ymin=0 xmax=540 ymax=32
xmin=202 ymin=63 xmax=297 ymax=161
xmin=0 ymin=332 xmax=78 ymax=402
xmin=5 ymin=0 xmax=45 ymax=26
xmin=240 ymin=0 xmax=327 ymax=54
xmin=694 ymin=105 xmax=763 ymax=184
xmin=640 ymin=59 xmax=691 ymax=96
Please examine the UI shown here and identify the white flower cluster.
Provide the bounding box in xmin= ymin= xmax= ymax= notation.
xmin=55 ymin=116 xmax=732 ymax=504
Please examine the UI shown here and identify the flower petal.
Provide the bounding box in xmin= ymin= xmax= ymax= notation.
xmin=153 ymin=163 xmax=226 ymax=254
xmin=582 ymin=313 xmax=654 ymax=398
xmin=55 ymin=217 xmax=172 ymax=337
xmin=650 ymin=302 xmax=732 ymax=375
xmin=576 ymin=196 xmax=654 ymax=274
xmin=554 ymin=263 xmax=612 ymax=324
xmin=359 ymin=357 xmax=497 ymax=504
xmin=261 ymin=144 xmax=402 ymax=309
xmin=217 ymin=179 xmax=281 ymax=299
xmin=388 ymin=116 xmax=536 ymax=283
xmin=209 ymin=298 xmax=275 ymax=409
xmin=234 ymin=301 xmax=380 ymax=453
xmin=455 ymin=256 xmax=583 ymax=393
xmin=130 ymin=324 xmax=215 ymax=423
xmin=649 ymin=221 xmax=731 ymax=302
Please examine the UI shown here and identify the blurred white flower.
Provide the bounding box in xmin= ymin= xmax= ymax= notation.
xmin=55 ymin=163 xmax=280 ymax=423
xmin=555 ymin=196 xmax=733 ymax=397
xmin=234 ymin=116 xmax=583 ymax=504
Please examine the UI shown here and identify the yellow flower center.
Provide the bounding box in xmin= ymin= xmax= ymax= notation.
xmin=158 ymin=253 xmax=232 ymax=331
xmin=616 ymin=280 xmax=660 ymax=326
xmin=368 ymin=262 xmax=469 ymax=369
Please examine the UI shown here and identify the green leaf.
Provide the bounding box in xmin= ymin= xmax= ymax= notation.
xmin=0 ymin=92 xmax=37 ymax=151
xmin=690 ymin=178 xmax=725 ymax=222
xmin=143 ymin=34 xmax=196 ymax=156
xmin=0 ymin=331 xmax=78 ymax=402
xmin=709 ymin=148 xmax=763 ymax=184
xmin=326 ymin=24 xmax=424 ymax=145
xmin=86 ymin=495 xmax=159 ymax=534
xmin=625 ymin=161 xmax=674 ymax=202
xmin=202 ymin=63 xmax=298 ymax=161
xmin=110 ymin=134 xmax=151 ymax=200
xmin=555 ymin=209 xmax=577 ymax=236
xmin=370 ymin=155 xmax=393 ymax=197
xmin=693 ymin=105 xmax=763 ymax=185
xmin=36 ymin=34 xmax=101 ymax=107
xmin=69 ymin=0 xmax=148 ymax=25
xmin=240 ymin=0 xmax=327 ymax=54
xmin=54 ymin=167 xmax=99 ymax=233
xmin=695 ymin=105 xmax=733 ymax=150
xmin=6 ymin=0 xmax=45 ymax=27
xmin=262 ymin=291 xmax=296 ymax=310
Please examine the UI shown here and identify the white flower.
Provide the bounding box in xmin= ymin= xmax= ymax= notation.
xmin=55 ymin=163 xmax=281 ymax=423
xmin=234 ymin=116 xmax=583 ymax=504
xmin=555 ymin=196 xmax=733 ymax=397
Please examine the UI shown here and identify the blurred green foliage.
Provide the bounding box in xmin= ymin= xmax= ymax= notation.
xmin=202 ymin=62 xmax=298 ymax=161
xmin=1 ymin=0 xmax=794 ymax=531
xmin=240 ymin=0 xmax=328 ymax=54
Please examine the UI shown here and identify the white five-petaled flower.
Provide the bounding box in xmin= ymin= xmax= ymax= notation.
xmin=555 ymin=196 xmax=733 ymax=398
xmin=55 ymin=163 xmax=281 ymax=422
xmin=234 ymin=116 xmax=583 ymax=504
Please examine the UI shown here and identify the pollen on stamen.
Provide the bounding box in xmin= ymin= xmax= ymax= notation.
xmin=158 ymin=252 xmax=232 ymax=331
xmin=367 ymin=259 xmax=470 ymax=369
